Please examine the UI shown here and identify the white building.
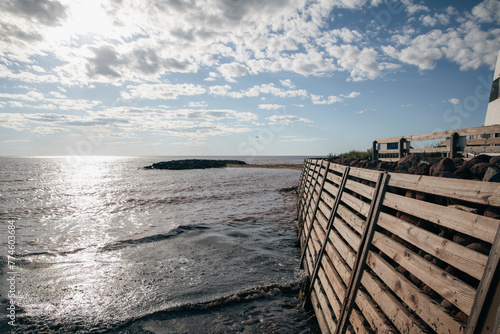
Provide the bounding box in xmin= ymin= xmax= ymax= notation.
xmin=485 ymin=50 xmax=500 ymax=126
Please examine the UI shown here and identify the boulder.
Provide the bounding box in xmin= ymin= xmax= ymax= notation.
xmin=430 ymin=158 xmax=456 ymax=176
xmin=489 ymin=155 xmax=500 ymax=166
xmin=483 ymin=166 xmax=500 ymax=182
xmin=470 ymin=163 xmax=494 ymax=180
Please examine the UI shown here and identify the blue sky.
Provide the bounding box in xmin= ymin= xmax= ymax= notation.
xmin=0 ymin=0 xmax=499 ymax=157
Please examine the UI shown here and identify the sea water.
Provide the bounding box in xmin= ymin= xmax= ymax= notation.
xmin=0 ymin=156 xmax=319 ymax=333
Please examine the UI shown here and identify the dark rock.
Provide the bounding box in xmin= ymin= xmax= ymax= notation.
xmin=464 ymin=154 xmax=492 ymax=168
xmin=470 ymin=163 xmax=493 ymax=180
xmin=398 ymin=154 xmax=420 ymax=168
xmin=144 ymin=159 xmax=247 ymax=170
xmin=490 ymin=156 xmax=500 ymax=165
xmin=430 ymin=158 xmax=456 ymax=176
xmin=483 ymin=166 xmax=500 ymax=182
xmin=454 ymin=166 xmax=473 ymax=179
xmin=414 ymin=163 xmax=430 ymax=175
xmin=377 ymin=161 xmax=394 ymax=171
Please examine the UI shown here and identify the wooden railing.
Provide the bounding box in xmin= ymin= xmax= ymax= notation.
xmin=297 ymin=159 xmax=500 ymax=334
xmin=372 ymin=124 xmax=500 ymax=161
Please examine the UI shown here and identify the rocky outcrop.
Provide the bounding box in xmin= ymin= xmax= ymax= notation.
xmin=144 ymin=159 xmax=247 ymax=170
xmin=326 ymin=154 xmax=500 ymax=182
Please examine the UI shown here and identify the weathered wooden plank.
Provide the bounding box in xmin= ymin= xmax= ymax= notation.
xmin=328 ymin=229 xmax=357 ymax=269
xmin=325 ymin=239 xmax=352 ymax=286
xmin=372 ymin=231 xmax=477 ymax=315
xmin=464 ymin=146 xmax=500 ymax=154
xmin=349 ymin=167 xmax=380 ymax=183
xmin=382 ymin=191 xmax=500 ymax=243
xmin=326 ymin=172 xmax=344 ymax=188
xmin=354 ymin=288 xmax=397 ymax=333
xmin=333 ymin=215 xmax=362 ymax=251
xmin=377 ymin=137 xmax=403 ymax=144
xmin=360 ymin=267 xmax=428 ymax=334
xmin=349 ymin=308 xmax=371 ymax=334
xmin=320 ymin=185 xmax=336 ymax=208
xmin=379 ymin=149 xmax=400 ymax=154
xmin=329 ymin=163 xmax=348 ymax=174
xmin=366 ymin=250 xmax=466 ymax=334
xmin=345 ymin=179 xmax=376 ymax=201
xmin=310 ymin=289 xmax=333 ymax=334
xmin=318 ymin=267 xmax=342 ymax=319
xmin=336 ymin=204 xmax=365 ymax=235
xmin=410 ymin=147 xmax=449 ymax=153
xmin=378 ymin=211 xmax=488 ymax=280
xmin=340 ymin=191 xmax=371 ymax=217
xmin=386 ymin=173 xmax=500 ymax=207
xmin=467 ymin=137 xmax=500 ymax=145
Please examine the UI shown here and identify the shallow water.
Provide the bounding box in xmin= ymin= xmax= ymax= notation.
xmin=0 ymin=156 xmax=318 ymax=333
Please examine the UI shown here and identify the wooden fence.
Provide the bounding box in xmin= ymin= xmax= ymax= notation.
xmin=373 ymin=124 xmax=500 ymax=161
xmin=297 ymin=158 xmax=500 ymax=334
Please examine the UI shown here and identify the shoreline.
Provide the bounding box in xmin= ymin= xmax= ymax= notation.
xmin=226 ymin=163 xmax=303 ymax=170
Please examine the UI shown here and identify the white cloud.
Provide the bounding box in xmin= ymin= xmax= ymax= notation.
xmin=280 ymin=79 xmax=296 ymax=89
xmin=122 ymin=84 xmax=206 ymax=100
xmin=311 ymin=94 xmax=343 ymax=104
xmin=258 ymin=104 xmax=285 ymax=110
xmin=267 ymin=115 xmax=312 ymax=125
xmin=344 ymin=91 xmax=360 ymax=98
xmin=325 ymin=45 xmax=379 ymax=81
xmin=218 ymin=62 xmax=250 ymax=82
xmin=447 ymin=98 xmax=461 ymax=104
xmin=401 ymin=0 xmax=429 ymax=15
xmin=188 ymin=101 xmax=208 ymax=108
xmin=471 ymin=0 xmax=500 ymax=25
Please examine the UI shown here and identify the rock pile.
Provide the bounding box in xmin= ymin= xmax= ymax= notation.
xmin=327 ymin=154 xmax=500 ymax=182
xmin=144 ymin=159 xmax=247 ymax=170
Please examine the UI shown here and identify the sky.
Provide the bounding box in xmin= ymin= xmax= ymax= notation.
xmin=0 ymin=0 xmax=499 ymax=157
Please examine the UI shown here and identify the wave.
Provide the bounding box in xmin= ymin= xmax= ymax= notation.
xmin=111 ymin=279 xmax=307 ymax=332
xmin=99 ymin=225 xmax=210 ymax=252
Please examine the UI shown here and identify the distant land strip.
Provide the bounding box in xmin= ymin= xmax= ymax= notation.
xmin=226 ymin=163 xmax=303 ymax=170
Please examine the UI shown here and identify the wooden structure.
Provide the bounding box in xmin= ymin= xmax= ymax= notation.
xmin=297 ymin=158 xmax=500 ymax=334
xmin=372 ymin=125 xmax=500 ymax=161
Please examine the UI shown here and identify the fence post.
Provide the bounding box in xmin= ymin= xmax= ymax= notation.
xmin=399 ymin=138 xmax=407 ymax=159
xmin=450 ymin=132 xmax=459 ymax=158
xmin=372 ymin=141 xmax=378 ymax=161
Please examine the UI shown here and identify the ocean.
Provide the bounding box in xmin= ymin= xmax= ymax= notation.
xmin=0 ymin=156 xmax=319 ymax=333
